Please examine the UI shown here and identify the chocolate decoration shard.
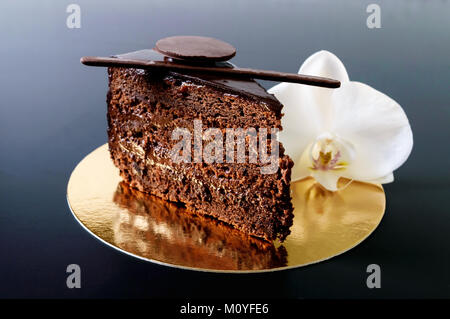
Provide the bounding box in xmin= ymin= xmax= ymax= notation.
xmin=81 ymin=50 xmax=340 ymax=88
xmin=155 ymin=35 xmax=237 ymax=62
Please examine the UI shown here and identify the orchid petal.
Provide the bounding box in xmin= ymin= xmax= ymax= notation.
xmin=299 ymin=50 xmax=350 ymax=83
xmin=311 ymin=170 xmax=340 ymax=191
xmin=297 ymin=51 xmax=350 ymax=130
xmin=281 ymin=134 xmax=311 ymax=181
xmin=269 ymin=84 xmax=321 ymax=181
xmin=331 ymin=82 xmax=413 ymax=181
xmin=365 ymin=173 xmax=394 ymax=184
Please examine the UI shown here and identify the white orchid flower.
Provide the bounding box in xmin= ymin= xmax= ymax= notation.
xmin=269 ymin=51 xmax=413 ymax=191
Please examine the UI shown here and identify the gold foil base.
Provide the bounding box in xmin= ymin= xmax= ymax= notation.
xmin=67 ymin=144 xmax=386 ymax=273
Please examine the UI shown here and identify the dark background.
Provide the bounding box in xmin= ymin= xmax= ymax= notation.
xmin=0 ymin=0 xmax=449 ymax=298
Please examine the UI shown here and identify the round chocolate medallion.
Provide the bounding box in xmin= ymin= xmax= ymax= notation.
xmin=155 ymin=35 xmax=236 ymax=62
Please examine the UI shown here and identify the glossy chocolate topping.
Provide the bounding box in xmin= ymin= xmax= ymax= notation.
xmin=115 ymin=49 xmax=284 ymax=113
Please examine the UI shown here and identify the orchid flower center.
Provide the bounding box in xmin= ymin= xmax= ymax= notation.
xmin=309 ymin=132 xmax=354 ymax=172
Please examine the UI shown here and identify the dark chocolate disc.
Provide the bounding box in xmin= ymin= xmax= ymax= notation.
xmin=155 ymin=36 xmax=236 ymax=62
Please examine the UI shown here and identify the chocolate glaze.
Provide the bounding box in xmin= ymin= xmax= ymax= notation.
xmin=115 ymin=49 xmax=284 ymax=114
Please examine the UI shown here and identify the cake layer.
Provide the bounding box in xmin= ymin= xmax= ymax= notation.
xmin=107 ymin=66 xmax=294 ymax=241
xmin=109 ymin=138 xmax=293 ymax=240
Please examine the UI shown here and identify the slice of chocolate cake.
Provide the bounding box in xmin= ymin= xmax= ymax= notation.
xmin=106 ymin=49 xmax=293 ymax=241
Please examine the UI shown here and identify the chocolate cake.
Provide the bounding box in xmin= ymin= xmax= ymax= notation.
xmin=105 ymin=45 xmax=294 ymax=241
xmin=113 ymin=182 xmax=287 ymax=270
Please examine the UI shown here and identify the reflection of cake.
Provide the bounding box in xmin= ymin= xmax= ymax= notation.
xmin=112 ymin=182 xmax=287 ymax=270
xmin=107 ymin=49 xmax=294 ymax=241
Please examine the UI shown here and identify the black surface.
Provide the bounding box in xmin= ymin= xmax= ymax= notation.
xmin=0 ymin=0 xmax=449 ymax=299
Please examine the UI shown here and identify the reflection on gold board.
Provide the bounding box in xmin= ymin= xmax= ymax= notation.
xmin=112 ymin=182 xmax=287 ymax=270
xmin=67 ymin=144 xmax=385 ymax=273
